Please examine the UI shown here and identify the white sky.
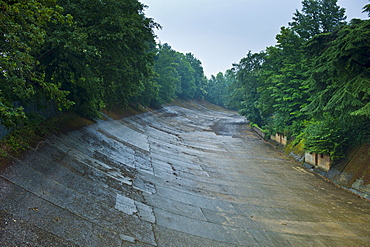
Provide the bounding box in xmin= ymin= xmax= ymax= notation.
xmin=142 ymin=0 xmax=369 ymax=78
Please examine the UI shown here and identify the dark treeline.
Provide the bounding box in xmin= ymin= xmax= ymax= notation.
xmin=205 ymin=0 xmax=370 ymax=160
xmin=1 ymin=0 xmax=207 ymax=129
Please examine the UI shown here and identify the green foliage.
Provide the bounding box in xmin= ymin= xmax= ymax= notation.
xmin=258 ymin=27 xmax=308 ymax=132
xmin=284 ymin=137 xmax=305 ymax=157
xmin=0 ymin=0 xmax=72 ymax=127
xmin=303 ymin=118 xmax=349 ymax=159
xmin=0 ymin=100 xmax=26 ymax=128
xmin=205 ymin=70 xmax=236 ymax=108
xmin=186 ymin=53 xmax=208 ymax=99
xmin=152 ymin=43 xmax=181 ymax=104
xmin=0 ymin=114 xmax=52 ymax=156
xmin=302 ymin=116 xmax=370 ymax=159
xmin=232 ymin=51 xmax=265 ymax=125
xmin=1 ymin=0 xmax=161 ymax=127
xmin=364 ymin=4 xmax=370 ymax=16
xmin=289 ymin=0 xmax=346 ymax=39
xmin=303 ymin=19 xmax=370 ymax=119
xmin=152 ymin=44 xmax=207 ymax=105
xmin=208 ymin=0 xmax=370 ymax=159
xmin=39 ymin=0 xmax=159 ymax=115
xmin=176 ymin=53 xmax=197 ymax=98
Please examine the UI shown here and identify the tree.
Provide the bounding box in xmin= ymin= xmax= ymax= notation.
xmin=185 ymin=53 xmax=207 ymax=98
xmin=153 ymin=44 xmax=207 ymax=103
xmin=209 ymin=0 xmax=368 ymax=159
xmin=258 ymin=27 xmax=308 ymax=134
xmin=207 ymin=72 xmax=229 ymax=107
xmin=206 ymin=70 xmax=237 ymax=109
xmin=363 ymin=3 xmax=370 ymax=16
xmin=0 ymin=0 xmax=72 ymax=127
xmin=38 ymin=0 xmax=159 ymax=116
xmin=153 ymin=43 xmax=181 ymax=104
xmin=233 ymin=51 xmax=265 ymax=125
xmin=289 ymin=0 xmax=346 ymax=39
xmin=303 ymin=19 xmax=370 ymax=119
xmin=176 ymin=53 xmax=197 ymax=98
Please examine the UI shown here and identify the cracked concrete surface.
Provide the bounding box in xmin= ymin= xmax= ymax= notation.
xmin=1 ymin=101 xmax=370 ymax=246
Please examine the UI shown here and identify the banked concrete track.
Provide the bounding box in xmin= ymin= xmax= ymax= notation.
xmin=1 ymin=101 xmax=370 ymax=246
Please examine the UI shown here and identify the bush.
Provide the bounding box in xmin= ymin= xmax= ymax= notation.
xmin=302 ymin=116 xmax=370 ymax=160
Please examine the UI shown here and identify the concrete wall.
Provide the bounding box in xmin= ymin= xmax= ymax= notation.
xmin=270 ymin=135 xmax=277 ymax=142
xmin=271 ymin=133 xmax=287 ymax=146
xmin=317 ymin=153 xmax=332 ymax=171
xmin=305 ymin=152 xmax=332 ymax=171
xmin=278 ymin=133 xmax=287 ymax=146
xmin=251 ymin=126 xmax=265 ymax=139
xmin=305 ymin=153 xmax=317 ymax=166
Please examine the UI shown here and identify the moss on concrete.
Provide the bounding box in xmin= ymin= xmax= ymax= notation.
xmin=283 ymin=138 xmax=305 ymax=160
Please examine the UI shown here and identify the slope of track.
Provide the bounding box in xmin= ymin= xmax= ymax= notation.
xmin=1 ymin=100 xmax=369 ymax=246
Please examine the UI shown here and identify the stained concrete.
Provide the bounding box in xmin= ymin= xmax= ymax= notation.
xmin=1 ymin=101 xmax=370 ymax=246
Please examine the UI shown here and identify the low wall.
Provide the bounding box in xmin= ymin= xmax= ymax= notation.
xmin=251 ymin=126 xmax=265 ymax=139
xmin=305 ymin=152 xmax=332 ymax=171
xmin=304 ymin=152 xmax=316 ymax=166
xmin=317 ymin=154 xmax=331 ymax=171
xmin=271 ymin=133 xmax=287 ymax=146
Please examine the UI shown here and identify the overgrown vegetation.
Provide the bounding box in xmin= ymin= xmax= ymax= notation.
xmin=205 ymin=0 xmax=370 ymax=160
xmin=1 ymin=0 xmax=207 ymax=128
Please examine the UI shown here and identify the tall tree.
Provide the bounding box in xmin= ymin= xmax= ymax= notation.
xmin=289 ymin=0 xmax=346 ymax=39
xmin=176 ymin=53 xmax=197 ymax=98
xmin=0 ymin=0 xmax=72 ymax=127
xmin=185 ymin=53 xmax=207 ymax=98
xmin=258 ymin=27 xmax=308 ymax=133
xmin=153 ymin=43 xmax=181 ymax=104
xmin=233 ymin=51 xmax=265 ymax=126
xmin=303 ymin=18 xmax=370 ymax=119
xmin=38 ymin=0 xmax=159 ymax=116
xmin=207 ymin=72 xmax=229 ymax=107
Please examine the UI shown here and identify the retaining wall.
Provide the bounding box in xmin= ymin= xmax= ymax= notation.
xmin=271 ymin=133 xmax=287 ymax=146
xmin=251 ymin=126 xmax=265 ymax=139
xmin=305 ymin=152 xmax=332 ymax=171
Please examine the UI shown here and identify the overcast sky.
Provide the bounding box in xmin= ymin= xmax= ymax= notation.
xmin=142 ymin=0 xmax=369 ymax=78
